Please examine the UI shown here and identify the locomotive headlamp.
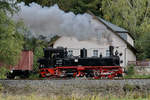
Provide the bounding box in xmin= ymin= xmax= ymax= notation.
xmin=74 ymin=59 xmax=78 ymax=62
xmin=10 ymin=70 xmax=13 ymax=73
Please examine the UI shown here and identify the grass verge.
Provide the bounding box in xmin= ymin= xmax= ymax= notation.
xmin=0 ymin=93 xmax=149 ymax=100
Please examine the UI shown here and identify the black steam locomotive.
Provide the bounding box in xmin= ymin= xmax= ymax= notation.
xmin=38 ymin=46 xmax=123 ymax=79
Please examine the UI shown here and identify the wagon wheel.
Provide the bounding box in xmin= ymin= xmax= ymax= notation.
xmin=106 ymin=72 xmax=115 ymax=79
xmin=73 ymin=72 xmax=77 ymax=77
xmin=117 ymin=73 xmax=123 ymax=77
xmin=76 ymin=71 xmax=85 ymax=77
xmin=7 ymin=73 xmax=15 ymax=79
xmin=59 ymin=70 xmax=66 ymax=77
xmin=54 ymin=69 xmax=66 ymax=78
xmin=93 ymin=70 xmax=101 ymax=79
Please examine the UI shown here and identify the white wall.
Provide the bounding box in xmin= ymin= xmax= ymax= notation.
xmin=53 ymin=36 xmax=108 ymax=57
xmin=126 ymin=48 xmax=136 ymax=64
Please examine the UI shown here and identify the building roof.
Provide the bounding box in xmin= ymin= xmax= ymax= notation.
xmin=98 ymin=18 xmax=128 ymax=33
xmin=98 ymin=17 xmax=134 ymax=39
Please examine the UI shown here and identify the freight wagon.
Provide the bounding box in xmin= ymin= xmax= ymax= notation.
xmin=7 ymin=51 xmax=33 ymax=79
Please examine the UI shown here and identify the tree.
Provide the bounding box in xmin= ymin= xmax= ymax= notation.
xmin=101 ymin=0 xmax=150 ymax=59
xmin=33 ymin=46 xmax=44 ymax=72
xmin=140 ymin=25 xmax=150 ymax=59
xmin=17 ymin=0 xmax=103 ymax=15
xmin=0 ymin=0 xmax=24 ymax=65
xmin=0 ymin=0 xmax=18 ymax=14
xmin=102 ymin=0 xmax=150 ymax=38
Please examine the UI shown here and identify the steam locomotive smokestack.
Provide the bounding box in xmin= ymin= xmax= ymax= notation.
xmin=109 ymin=46 xmax=114 ymax=56
xmin=80 ymin=48 xmax=87 ymax=58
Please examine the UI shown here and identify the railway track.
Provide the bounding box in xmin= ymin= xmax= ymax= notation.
xmin=0 ymin=78 xmax=150 ymax=80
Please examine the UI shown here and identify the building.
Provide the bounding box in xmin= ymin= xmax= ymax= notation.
xmin=53 ymin=15 xmax=136 ymax=67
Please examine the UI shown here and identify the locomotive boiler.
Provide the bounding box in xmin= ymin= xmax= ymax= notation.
xmin=38 ymin=46 xmax=123 ymax=79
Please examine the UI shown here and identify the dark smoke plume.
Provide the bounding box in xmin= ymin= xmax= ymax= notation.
xmin=14 ymin=2 xmax=111 ymax=41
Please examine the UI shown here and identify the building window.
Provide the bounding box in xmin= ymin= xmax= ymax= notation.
xmin=106 ymin=50 xmax=110 ymax=56
xmin=97 ymin=32 xmax=102 ymax=40
xmin=68 ymin=50 xmax=73 ymax=56
xmin=93 ymin=50 xmax=98 ymax=57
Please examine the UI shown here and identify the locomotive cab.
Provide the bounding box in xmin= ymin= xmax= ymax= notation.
xmin=43 ymin=47 xmax=67 ymax=59
xmin=38 ymin=47 xmax=67 ymax=68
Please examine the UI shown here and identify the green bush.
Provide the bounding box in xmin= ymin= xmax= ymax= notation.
xmin=0 ymin=84 xmax=3 ymax=92
xmin=29 ymin=72 xmax=39 ymax=79
xmin=0 ymin=67 xmax=9 ymax=79
xmin=126 ymin=64 xmax=135 ymax=76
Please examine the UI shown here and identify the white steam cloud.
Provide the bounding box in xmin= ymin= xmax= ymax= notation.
xmin=14 ymin=3 xmax=107 ymax=40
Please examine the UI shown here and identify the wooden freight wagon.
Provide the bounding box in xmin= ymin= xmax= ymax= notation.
xmin=7 ymin=51 xmax=33 ymax=79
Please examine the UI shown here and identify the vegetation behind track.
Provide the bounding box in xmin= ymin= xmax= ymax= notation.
xmin=124 ymin=64 xmax=150 ymax=79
